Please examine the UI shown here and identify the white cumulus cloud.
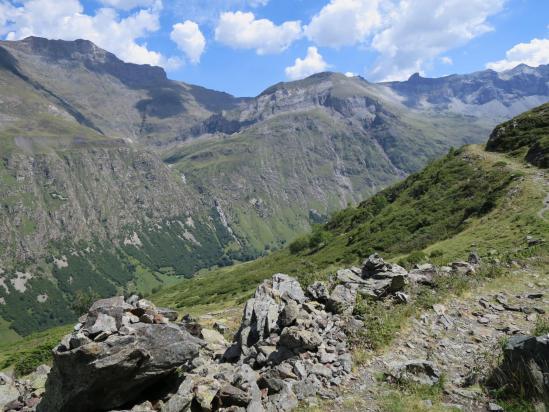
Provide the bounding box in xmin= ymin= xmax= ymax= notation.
xmin=170 ymin=20 xmax=206 ymax=64
xmin=285 ymin=46 xmax=329 ymax=80
xmin=486 ymin=38 xmax=549 ymax=71
xmin=369 ymin=0 xmax=505 ymax=81
xmin=0 ymin=0 xmax=179 ymax=69
xmin=98 ymin=0 xmax=161 ymax=11
xmin=214 ymin=11 xmax=302 ymax=54
xmin=305 ymin=0 xmax=382 ymax=48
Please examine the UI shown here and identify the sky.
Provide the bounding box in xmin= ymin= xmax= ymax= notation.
xmin=0 ymin=0 xmax=548 ymax=97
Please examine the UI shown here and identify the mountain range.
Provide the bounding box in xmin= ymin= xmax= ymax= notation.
xmin=0 ymin=36 xmax=548 ymax=337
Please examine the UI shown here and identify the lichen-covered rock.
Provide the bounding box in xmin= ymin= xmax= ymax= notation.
xmin=389 ymin=360 xmax=441 ymax=386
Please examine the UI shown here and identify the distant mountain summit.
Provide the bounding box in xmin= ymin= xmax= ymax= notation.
xmin=384 ymin=65 xmax=549 ymax=120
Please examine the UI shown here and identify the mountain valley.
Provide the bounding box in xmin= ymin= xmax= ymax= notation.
xmin=0 ymin=36 xmax=548 ymax=340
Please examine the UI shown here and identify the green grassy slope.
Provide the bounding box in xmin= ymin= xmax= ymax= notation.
xmin=486 ymin=102 xmax=549 ymax=168
xmin=153 ymin=142 xmax=548 ymax=315
xmin=153 ymin=100 xmax=549 ymax=315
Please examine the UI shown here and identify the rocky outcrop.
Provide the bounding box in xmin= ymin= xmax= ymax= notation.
xmin=489 ymin=335 xmax=549 ymax=405
xmin=37 ymin=297 xmax=204 ymax=412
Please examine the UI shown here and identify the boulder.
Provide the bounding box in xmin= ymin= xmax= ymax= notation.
xmin=0 ymin=377 xmax=20 ymax=411
xmin=278 ymin=301 xmax=299 ymax=327
xmin=306 ymin=282 xmax=329 ymax=303
xmin=232 ymin=274 xmax=307 ymax=358
xmin=201 ymin=328 xmax=228 ymax=348
xmin=157 ymin=308 xmax=178 ymax=322
xmin=359 ymin=254 xmax=408 ymax=298
xmin=489 ymin=335 xmax=549 ymax=403
xmin=326 ymin=284 xmax=357 ymax=315
xmin=451 ymin=261 xmax=476 ymax=275
xmin=38 ymin=301 xmax=204 ymax=412
xmin=213 ymin=384 xmax=251 ymax=408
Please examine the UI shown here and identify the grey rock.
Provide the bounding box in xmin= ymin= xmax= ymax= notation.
xmin=279 ymin=327 xmax=322 ymax=350
xmin=362 ymin=253 xmax=388 ymax=274
xmin=90 ymin=296 xmax=133 ymax=312
xmin=451 ymin=261 xmax=476 ymax=275
xmin=214 ymin=385 xmax=252 ymax=408
xmin=390 ymin=360 xmax=441 ymax=386
xmin=0 ymin=378 xmax=20 ymax=410
xmin=291 ymin=376 xmax=321 ymax=400
xmin=326 ymin=285 xmax=357 ymax=315
xmin=489 ymin=335 xmax=549 ymax=403
xmin=336 ymin=269 xmax=365 ymax=285
xmin=264 ymin=382 xmax=298 ymax=412
xmin=311 ymin=364 xmax=332 ymax=378
xmin=258 ymin=373 xmax=285 ymax=395
xmin=468 ymin=251 xmax=481 ymax=265
xmin=306 ymin=282 xmax=329 ymax=302
xmin=86 ymin=312 xmax=118 ymax=336
xmin=38 ymin=323 xmax=204 ymax=412
xmin=395 ymin=291 xmax=410 ymax=304
xmin=214 ymin=322 xmax=229 ymax=334
xmin=278 ymin=301 xmax=299 ymax=327
xmin=157 ymin=308 xmax=178 ymax=322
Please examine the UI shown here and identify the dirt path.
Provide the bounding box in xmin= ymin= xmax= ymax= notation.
xmin=339 ymin=267 xmax=549 ymax=412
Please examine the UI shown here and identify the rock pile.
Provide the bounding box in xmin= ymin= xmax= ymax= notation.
xmin=36 ymin=296 xmax=204 ymax=412
xmin=147 ymin=272 xmax=361 ymax=412
xmin=15 ymin=253 xmax=489 ymax=412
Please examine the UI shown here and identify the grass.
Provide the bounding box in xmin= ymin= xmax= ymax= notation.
xmin=0 ymin=316 xmax=21 ymax=344
xmin=533 ymin=316 xmax=549 ymax=336
xmin=379 ymin=379 xmax=462 ymax=412
xmin=0 ymin=324 xmax=71 ymax=376
xmin=153 ymin=143 xmax=548 ymax=316
xmin=486 ymin=102 xmax=549 ymax=168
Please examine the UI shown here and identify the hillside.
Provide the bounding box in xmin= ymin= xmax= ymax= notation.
xmin=486 ymin=102 xmax=549 ymax=167
xmin=0 ymin=49 xmax=239 ymax=337
xmin=161 ymin=69 xmax=549 ymax=251
xmin=0 ymin=37 xmax=548 ymax=340
xmin=2 ymin=105 xmax=547 ymax=411
xmin=152 ymin=105 xmax=549 ymax=316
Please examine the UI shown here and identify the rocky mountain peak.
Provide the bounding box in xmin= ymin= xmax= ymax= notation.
xmin=1 ymin=36 xmax=168 ymax=87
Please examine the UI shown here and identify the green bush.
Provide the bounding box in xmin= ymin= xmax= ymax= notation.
xmin=289 ymin=236 xmax=309 ymax=254
xmin=429 ymin=249 xmax=444 ymax=258
xmin=308 ymin=226 xmax=332 ymax=250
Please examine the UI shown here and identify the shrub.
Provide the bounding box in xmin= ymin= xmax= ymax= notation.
xmin=429 ymin=249 xmax=444 ymax=258
xmin=308 ymin=226 xmax=333 ymax=250
xmin=289 ymin=236 xmax=309 ymax=254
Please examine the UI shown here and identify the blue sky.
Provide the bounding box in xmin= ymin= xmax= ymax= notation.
xmin=1 ymin=0 xmax=548 ymax=96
